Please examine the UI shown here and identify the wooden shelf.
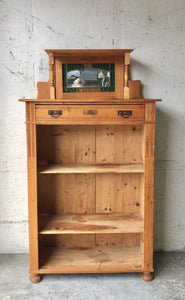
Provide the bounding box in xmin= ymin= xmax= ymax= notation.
xmin=39 ymin=245 xmax=144 ymax=273
xmin=39 ymin=213 xmax=144 ymax=234
xmin=39 ymin=163 xmax=145 ymax=174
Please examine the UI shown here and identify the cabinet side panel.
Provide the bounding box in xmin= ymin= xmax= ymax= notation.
xmin=37 ymin=174 xmax=51 ymax=213
xmin=144 ymin=103 xmax=156 ymax=270
xmin=26 ymin=103 xmax=39 ymax=272
xmin=37 ymin=126 xmax=53 ymax=164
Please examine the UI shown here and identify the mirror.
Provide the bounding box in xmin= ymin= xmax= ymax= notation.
xmin=63 ymin=63 xmax=115 ymax=92
xmin=67 ymin=68 xmax=111 ymax=88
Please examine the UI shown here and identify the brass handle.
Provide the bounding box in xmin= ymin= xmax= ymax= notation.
xmin=48 ymin=110 xmax=62 ymax=118
xmin=83 ymin=110 xmax=97 ymax=115
xmin=118 ymin=110 xmax=132 ymax=118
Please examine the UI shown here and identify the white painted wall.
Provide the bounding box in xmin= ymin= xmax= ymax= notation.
xmin=0 ymin=0 xmax=185 ymax=253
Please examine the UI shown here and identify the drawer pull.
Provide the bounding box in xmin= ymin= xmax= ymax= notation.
xmin=83 ymin=109 xmax=97 ymax=115
xmin=48 ymin=110 xmax=63 ymax=118
xmin=118 ymin=110 xmax=132 ymax=118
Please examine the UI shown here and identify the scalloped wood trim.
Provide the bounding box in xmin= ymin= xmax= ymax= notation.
xmin=129 ymin=80 xmax=141 ymax=99
xmin=37 ymin=81 xmax=50 ymax=99
xmin=37 ymin=80 xmax=141 ymax=101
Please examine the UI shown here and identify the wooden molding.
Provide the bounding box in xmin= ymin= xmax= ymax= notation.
xmin=124 ymin=53 xmax=130 ymax=99
xmin=49 ymin=53 xmax=55 ymax=99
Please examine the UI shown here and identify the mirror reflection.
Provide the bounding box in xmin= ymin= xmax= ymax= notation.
xmin=67 ymin=68 xmax=111 ymax=88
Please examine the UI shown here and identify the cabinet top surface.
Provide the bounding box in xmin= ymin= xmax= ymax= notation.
xmin=45 ymin=49 xmax=134 ymax=56
xmin=19 ymin=98 xmax=161 ymax=103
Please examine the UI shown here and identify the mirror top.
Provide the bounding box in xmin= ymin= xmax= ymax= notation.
xmin=45 ymin=49 xmax=134 ymax=56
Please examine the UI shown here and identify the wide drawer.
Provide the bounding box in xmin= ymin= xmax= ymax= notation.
xmin=35 ymin=105 xmax=145 ymax=124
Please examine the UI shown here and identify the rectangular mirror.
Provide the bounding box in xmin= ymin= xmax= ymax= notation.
xmin=63 ymin=63 xmax=115 ymax=92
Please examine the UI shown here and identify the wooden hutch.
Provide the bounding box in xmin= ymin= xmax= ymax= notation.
xmin=19 ymin=49 xmax=161 ymax=283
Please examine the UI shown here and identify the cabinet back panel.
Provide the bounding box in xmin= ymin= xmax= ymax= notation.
xmin=95 ymin=233 xmax=141 ymax=247
xmin=38 ymin=173 xmax=143 ymax=216
xmin=37 ymin=125 xmax=96 ymax=164
xmin=96 ymin=173 xmax=142 ymax=215
xmin=39 ymin=233 xmax=141 ymax=248
xmin=95 ymin=173 xmax=143 ymax=245
xmin=39 ymin=234 xmax=95 ymax=248
xmin=38 ymin=174 xmax=95 ymax=214
xmin=96 ymin=125 xmax=144 ymax=163
xmin=37 ymin=125 xmax=144 ymax=164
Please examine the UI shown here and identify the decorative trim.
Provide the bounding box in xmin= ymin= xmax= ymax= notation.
xmin=124 ymin=65 xmax=129 ymax=88
xmin=49 ymin=53 xmax=55 ymax=99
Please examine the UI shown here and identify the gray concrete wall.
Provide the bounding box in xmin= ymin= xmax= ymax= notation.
xmin=0 ymin=0 xmax=185 ymax=253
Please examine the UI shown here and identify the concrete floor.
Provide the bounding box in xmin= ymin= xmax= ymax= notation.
xmin=0 ymin=253 xmax=185 ymax=300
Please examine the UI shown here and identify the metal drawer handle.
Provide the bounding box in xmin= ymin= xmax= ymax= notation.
xmin=118 ymin=110 xmax=132 ymax=118
xmin=83 ymin=110 xmax=97 ymax=115
xmin=48 ymin=110 xmax=62 ymax=118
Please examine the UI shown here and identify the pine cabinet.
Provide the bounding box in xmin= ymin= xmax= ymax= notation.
xmin=19 ymin=49 xmax=161 ymax=283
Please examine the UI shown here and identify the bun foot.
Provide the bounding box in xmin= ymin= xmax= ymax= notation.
xmin=141 ymin=272 xmax=154 ymax=281
xmin=30 ymin=274 xmax=41 ymax=283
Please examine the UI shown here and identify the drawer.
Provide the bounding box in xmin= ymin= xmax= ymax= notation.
xmin=35 ymin=105 xmax=145 ymax=124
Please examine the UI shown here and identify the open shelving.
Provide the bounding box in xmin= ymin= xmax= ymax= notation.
xmin=38 ymin=163 xmax=144 ymax=174
xmin=37 ymin=123 xmax=145 ymax=273
xmin=39 ymin=244 xmax=144 ymax=273
xmin=39 ymin=213 xmax=144 ymax=234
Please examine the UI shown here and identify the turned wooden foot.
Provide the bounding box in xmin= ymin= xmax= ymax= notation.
xmin=141 ymin=272 xmax=154 ymax=281
xmin=29 ymin=274 xmax=41 ymax=283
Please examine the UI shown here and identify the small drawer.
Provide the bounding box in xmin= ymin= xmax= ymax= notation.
xmin=35 ymin=105 xmax=145 ymax=124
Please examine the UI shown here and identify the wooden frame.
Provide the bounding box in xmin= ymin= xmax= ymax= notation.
xmin=55 ymin=56 xmax=123 ymax=100
xmin=19 ymin=49 xmax=161 ymax=283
